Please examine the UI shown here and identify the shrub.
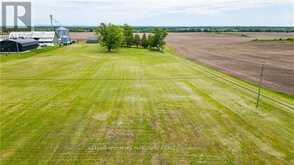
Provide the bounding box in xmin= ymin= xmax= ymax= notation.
xmin=287 ymin=38 xmax=294 ymax=42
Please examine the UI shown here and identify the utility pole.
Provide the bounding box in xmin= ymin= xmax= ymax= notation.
xmin=256 ymin=64 xmax=265 ymax=108
xmin=50 ymin=15 xmax=54 ymax=31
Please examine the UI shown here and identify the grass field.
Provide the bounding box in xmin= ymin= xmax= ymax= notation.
xmin=0 ymin=43 xmax=294 ymax=164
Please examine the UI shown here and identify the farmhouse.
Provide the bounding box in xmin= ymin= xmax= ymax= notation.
xmin=9 ymin=32 xmax=58 ymax=46
xmin=0 ymin=39 xmax=39 ymax=52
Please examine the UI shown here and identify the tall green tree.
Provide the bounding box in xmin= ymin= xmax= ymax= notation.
xmin=147 ymin=35 xmax=153 ymax=49
xmin=133 ymin=34 xmax=141 ymax=48
xmin=96 ymin=23 xmax=123 ymax=52
xmin=122 ymin=24 xmax=134 ymax=48
xmin=149 ymin=28 xmax=168 ymax=51
xmin=141 ymin=33 xmax=148 ymax=48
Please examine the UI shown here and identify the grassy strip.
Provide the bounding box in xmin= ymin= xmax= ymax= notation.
xmin=253 ymin=38 xmax=294 ymax=43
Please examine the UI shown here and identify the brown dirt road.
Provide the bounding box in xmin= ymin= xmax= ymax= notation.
xmin=167 ymin=32 xmax=294 ymax=95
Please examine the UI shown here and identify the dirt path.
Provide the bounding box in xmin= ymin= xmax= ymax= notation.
xmin=167 ymin=32 xmax=294 ymax=95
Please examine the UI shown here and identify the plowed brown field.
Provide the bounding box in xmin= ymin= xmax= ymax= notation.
xmin=167 ymin=32 xmax=294 ymax=95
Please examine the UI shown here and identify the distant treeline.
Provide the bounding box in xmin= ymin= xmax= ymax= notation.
xmin=135 ymin=26 xmax=294 ymax=33
xmin=3 ymin=26 xmax=294 ymax=33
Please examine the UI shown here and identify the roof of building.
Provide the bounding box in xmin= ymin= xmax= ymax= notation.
xmin=56 ymin=27 xmax=69 ymax=31
xmin=1 ymin=39 xmax=38 ymax=47
xmin=87 ymin=36 xmax=98 ymax=40
xmin=9 ymin=32 xmax=56 ymax=40
xmin=32 ymin=32 xmax=56 ymax=39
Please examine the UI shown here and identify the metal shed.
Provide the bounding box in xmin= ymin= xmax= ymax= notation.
xmin=0 ymin=39 xmax=39 ymax=52
xmin=86 ymin=36 xmax=98 ymax=44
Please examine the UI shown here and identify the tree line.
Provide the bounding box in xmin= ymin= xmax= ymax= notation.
xmin=31 ymin=26 xmax=294 ymax=33
xmin=96 ymin=23 xmax=168 ymax=52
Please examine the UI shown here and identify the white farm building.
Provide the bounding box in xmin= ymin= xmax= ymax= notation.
xmin=9 ymin=32 xmax=58 ymax=46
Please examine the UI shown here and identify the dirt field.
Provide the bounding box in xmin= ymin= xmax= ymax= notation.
xmin=70 ymin=32 xmax=95 ymax=41
xmin=167 ymin=32 xmax=294 ymax=95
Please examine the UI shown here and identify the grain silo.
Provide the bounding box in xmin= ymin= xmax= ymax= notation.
xmin=56 ymin=27 xmax=71 ymax=44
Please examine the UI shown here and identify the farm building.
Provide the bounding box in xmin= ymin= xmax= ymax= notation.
xmin=9 ymin=32 xmax=58 ymax=46
xmin=56 ymin=27 xmax=69 ymax=37
xmin=0 ymin=35 xmax=9 ymax=41
xmin=56 ymin=27 xmax=71 ymax=44
xmin=0 ymin=39 xmax=39 ymax=52
xmin=86 ymin=36 xmax=98 ymax=43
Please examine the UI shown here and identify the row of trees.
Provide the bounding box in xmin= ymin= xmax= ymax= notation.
xmin=96 ymin=23 xmax=168 ymax=52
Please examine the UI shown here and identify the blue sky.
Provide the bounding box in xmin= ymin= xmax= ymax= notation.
xmin=3 ymin=0 xmax=294 ymax=26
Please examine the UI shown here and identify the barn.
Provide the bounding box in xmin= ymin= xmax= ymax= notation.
xmin=0 ymin=39 xmax=39 ymax=52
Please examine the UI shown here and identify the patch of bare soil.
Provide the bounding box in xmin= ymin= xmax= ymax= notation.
xmin=70 ymin=32 xmax=96 ymax=41
xmin=167 ymin=32 xmax=294 ymax=95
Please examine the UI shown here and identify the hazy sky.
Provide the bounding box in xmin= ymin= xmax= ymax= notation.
xmin=2 ymin=0 xmax=294 ymax=26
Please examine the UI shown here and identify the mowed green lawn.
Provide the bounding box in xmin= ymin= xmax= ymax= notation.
xmin=0 ymin=43 xmax=293 ymax=164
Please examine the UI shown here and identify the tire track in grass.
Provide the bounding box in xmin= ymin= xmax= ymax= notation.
xmin=42 ymin=69 xmax=106 ymax=162
xmin=178 ymin=80 xmax=243 ymax=162
xmin=191 ymin=76 xmax=294 ymax=146
xmin=4 ymin=89 xmax=82 ymax=162
xmin=0 ymin=80 xmax=68 ymax=153
xmin=39 ymin=57 xmax=112 ymax=162
xmin=171 ymin=80 xmax=232 ymax=163
xmin=72 ymin=58 xmax=119 ymax=163
xmin=170 ymin=54 xmax=294 ymax=111
xmin=137 ymin=80 xmax=167 ymax=162
xmin=0 ymin=57 xmax=96 ymax=127
xmin=185 ymin=81 xmax=289 ymax=162
xmin=126 ymin=53 xmax=154 ymax=162
xmin=0 ymin=51 xmax=111 ymax=164
xmin=171 ymin=60 xmax=294 ymax=130
xmin=74 ymin=80 xmax=112 ymax=163
xmin=45 ymin=81 xmax=103 ymax=164
xmin=138 ymin=55 xmax=168 ymax=163
xmin=0 ymin=59 xmax=105 ymax=137
xmin=152 ymin=80 xmax=194 ymax=163
xmin=144 ymin=90 xmax=170 ymax=162
xmin=1 ymin=51 xmax=109 ymax=116
xmin=84 ymin=61 xmax=123 ymax=162
xmin=104 ymin=80 xmax=129 ymax=162
xmin=128 ymin=55 xmax=151 ymax=162
xmin=52 ymin=59 xmax=119 ymax=162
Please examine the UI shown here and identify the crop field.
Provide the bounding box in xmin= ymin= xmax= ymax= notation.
xmin=0 ymin=44 xmax=294 ymax=164
xmin=70 ymin=32 xmax=96 ymax=41
xmin=167 ymin=32 xmax=294 ymax=95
